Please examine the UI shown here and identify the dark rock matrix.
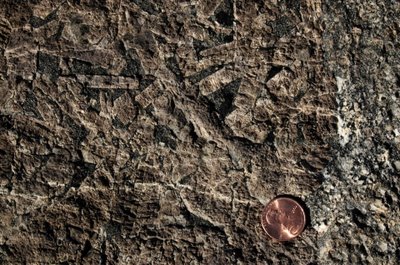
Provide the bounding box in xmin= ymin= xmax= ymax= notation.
xmin=0 ymin=0 xmax=398 ymax=264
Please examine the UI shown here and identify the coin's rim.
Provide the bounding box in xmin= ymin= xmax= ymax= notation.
xmin=260 ymin=196 xmax=306 ymax=241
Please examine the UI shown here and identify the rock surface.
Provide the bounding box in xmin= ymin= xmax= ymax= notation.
xmin=0 ymin=0 xmax=399 ymax=264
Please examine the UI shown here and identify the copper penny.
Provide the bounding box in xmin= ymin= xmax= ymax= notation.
xmin=261 ymin=197 xmax=306 ymax=241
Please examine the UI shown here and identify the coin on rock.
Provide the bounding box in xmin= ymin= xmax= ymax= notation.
xmin=261 ymin=196 xmax=306 ymax=241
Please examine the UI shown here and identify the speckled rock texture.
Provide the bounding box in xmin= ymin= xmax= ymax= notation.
xmin=0 ymin=0 xmax=398 ymax=264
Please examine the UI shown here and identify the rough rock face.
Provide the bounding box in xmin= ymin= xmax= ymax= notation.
xmin=0 ymin=0 xmax=398 ymax=264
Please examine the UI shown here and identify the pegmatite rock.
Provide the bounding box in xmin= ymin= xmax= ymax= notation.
xmin=0 ymin=0 xmax=398 ymax=264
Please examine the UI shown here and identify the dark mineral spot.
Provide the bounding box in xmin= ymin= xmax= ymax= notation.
xmin=120 ymin=57 xmax=144 ymax=78
xmin=37 ymin=52 xmax=60 ymax=80
xmin=165 ymin=56 xmax=183 ymax=81
xmin=22 ymin=90 xmax=42 ymax=119
xmin=70 ymin=161 xmax=96 ymax=189
xmin=207 ymin=79 xmax=241 ymax=119
xmin=131 ymin=0 xmax=159 ymax=14
xmin=213 ymin=0 xmax=234 ymax=27
xmin=0 ymin=114 xmax=13 ymax=131
xmin=271 ymin=16 xmax=293 ymax=38
xmin=30 ymin=9 xmax=57 ymax=28
xmin=138 ymin=75 xmax=156 ymax=91
xmin=69 ymin=59 xmax=108 ymax=76
xmin=63 ymin=115 xmax=89 ymax=144
xmin=154 ymin=125 xmax=177 ymax=150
